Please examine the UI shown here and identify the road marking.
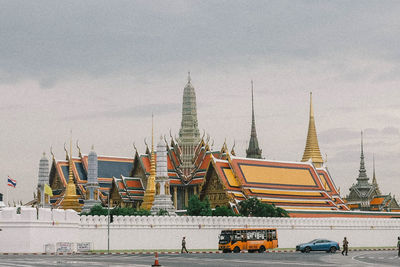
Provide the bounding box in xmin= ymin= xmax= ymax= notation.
xmin=351 ymin=254 xmax=375 ymax=266
xmin=0 ymin=261 xmax=35 ymax=267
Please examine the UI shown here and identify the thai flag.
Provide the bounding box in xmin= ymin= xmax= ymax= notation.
xmin=7 ymin=177 xmax=16 ymax=188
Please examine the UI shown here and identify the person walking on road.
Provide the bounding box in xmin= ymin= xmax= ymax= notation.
xmin=397 ymin=236 xmax=400 ymax=257
xmin=342 ymin=237 xmax=349 ymax=256
xmin=181 ymin=236 xmax=188 ymax=253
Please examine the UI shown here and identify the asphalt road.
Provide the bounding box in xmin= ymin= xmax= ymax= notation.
xmin=0 ymin=251 xmax=399 ymax=267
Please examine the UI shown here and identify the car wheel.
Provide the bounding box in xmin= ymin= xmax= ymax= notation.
xmin=304 ymin=247 xmax=311 ymax=253
xmin=233 ymin=246 xmax=240 ymax=253
xmin=329 ymin=247 xmax=337 ymax=253
xmin=258 ymin=246 xmax=266 ymax=253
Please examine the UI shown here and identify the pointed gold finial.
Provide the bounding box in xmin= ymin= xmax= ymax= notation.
xmin=68 ymin=131 xmax=73 ymax=184
xmin=151 ymin=116 xmax=156 ymax=152
xmin=50 ymin=146 xmax=55 ymax=160
xmin=301 ymin=92 xmax=324 ymax=167
xmin=310 ymin=92 xmax=314 ymax=118
xmin=231 ymin=140 xmax=236 ymax=156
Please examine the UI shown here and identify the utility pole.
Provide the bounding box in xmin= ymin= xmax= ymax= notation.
xmin=107 ymin=192 xmax=110 ymax=254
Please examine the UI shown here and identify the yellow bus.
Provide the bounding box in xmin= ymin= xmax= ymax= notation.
xmin=218 ymin=228 xmax=278 ymax=253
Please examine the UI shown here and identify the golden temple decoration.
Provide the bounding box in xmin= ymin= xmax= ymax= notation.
xmin=141 ymin=115 xmax=156 ymax=210
xmin=62 ymin=135 xmax=81 ymax=212
xmin=301 ymin=92 xmax=324 ymax=168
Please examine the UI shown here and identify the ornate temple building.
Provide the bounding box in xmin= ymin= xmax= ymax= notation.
xmin=345 ymin=133 xmax=400 ymax=212
xmin=121 ymin=74 xmax=225 ymax=210
xmin=46 ymin=143 xmax=135 ymax=210
xmin=31 ymin=74 xmax=400 ymax=217
xmin=199 ymin=93 xmax=348 ymax=213
xmin=39 ymin=74 xmax=224 ymax=211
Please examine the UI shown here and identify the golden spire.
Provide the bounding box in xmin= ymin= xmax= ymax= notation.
xmin=301 ymin=92 xmax=323 ymax=167
xmin=62 ymin=132 xmax=81 ymax=212
xmin=150 ymin=114 xmax=156 ymax=180
xmin=141 ymin=115 xmax=156 ymax=210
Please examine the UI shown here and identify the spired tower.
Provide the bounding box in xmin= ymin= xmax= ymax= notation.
xmin=178 ymin=72 xmax=201 ymax=177
xmin=141 ymin=118 xmax=157 ymax=210
xmin=346 ymin=132 xmax=380 ymax=209
xmin=151 ymin=136 xmax=177 ymax=215
xmin=82 ymin=146 xmax=101 ymax=212
xmin=246 ymin=81 xmax=262 ymax=159
xmin=301 ymin=92 xmax=324 ymax=168
xmin=372 ymin=154 xmax=382 ymax=195
xmin=62 ymin=139 xmax=81 ymax=212
xmin=356 ymin=132 xmax=369 ymax=187
xmin=37 ymin=152 xmax=50 ymax=207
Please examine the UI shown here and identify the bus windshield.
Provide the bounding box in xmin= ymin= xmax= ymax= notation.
xmin=219 ymin=234 xmax=232 ymax=244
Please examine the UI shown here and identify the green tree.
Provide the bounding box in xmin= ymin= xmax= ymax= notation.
xmin=81 ymin=205 xmax=151 ymax=216
xmin=84 ymin=204 xmax=108 ymax=216
xmin=157 ymin=209 xmax=169 ymax=216
xmin=238 ymin=198 xmax=289 ymax=217
xmin=135 ymin=208 xmax=151 ymax=216
xmin=212 ymin=206 xmax=236 ymax=216
xmin=186 ymin=195 xmax=212 ymax=216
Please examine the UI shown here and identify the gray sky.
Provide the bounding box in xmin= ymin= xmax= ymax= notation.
xmin=1 ymin=1 xmax=400 ymax=203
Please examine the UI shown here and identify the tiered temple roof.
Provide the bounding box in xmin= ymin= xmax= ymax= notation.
xmin=133 ymin=137 xmax=226 ymax=187
xmin=48 ymin=154 xmax=134 ymax=207
xmin=200 ymin=155 xmax=348 ymax=212
xmin=110 ymin=176 xmax=145 ymax=206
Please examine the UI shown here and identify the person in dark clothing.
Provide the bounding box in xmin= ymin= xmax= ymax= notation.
xmin=397 ymin=236 xmax=400 ymax=257
xmin=181 ymin=237 xmax=188 ymax=253
xmin=342 ymin=237 xmax=349 ymax=256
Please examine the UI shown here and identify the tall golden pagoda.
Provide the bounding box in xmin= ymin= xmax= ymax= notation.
xmin=62 ymin=138 xmax=82 ymax=212
xmin=140 ymin=117 xmax=156 ymax=210
xmin=301 ymin=92 xmax=324 ymax=168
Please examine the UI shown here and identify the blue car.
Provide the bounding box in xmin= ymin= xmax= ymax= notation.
xmin=296 ymin=239 xmax=340 ymax=253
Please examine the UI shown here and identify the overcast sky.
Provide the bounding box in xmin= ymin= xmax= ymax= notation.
xmin=1 ymin=1 xmax=400 ymax=203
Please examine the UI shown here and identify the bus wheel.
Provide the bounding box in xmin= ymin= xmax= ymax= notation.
xmin=258 ymin=246 xmax=266 ymax=253
xmin=233 ymin=247 xmax=240 ymax=253
xmin=223 ymin=249 xmax=230 ymax=253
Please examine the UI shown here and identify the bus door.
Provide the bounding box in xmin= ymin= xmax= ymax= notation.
xmin=266 ymin=230 xmax=273 ymax=249
xmin=241 ymin=230 xmax=248 ymax=250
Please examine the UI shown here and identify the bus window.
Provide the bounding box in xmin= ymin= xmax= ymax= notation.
xmin=272 ymin=230 xmax=277 ymax=240
xmin=267 ymin=230 xmax=272 ymax=241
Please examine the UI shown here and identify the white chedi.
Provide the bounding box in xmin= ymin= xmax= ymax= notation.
xmin=151 ymin=136 xmax=176 ymax=216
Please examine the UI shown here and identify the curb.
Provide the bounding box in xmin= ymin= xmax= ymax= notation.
xmin=0 ymin=248 xmax=396 ymax=256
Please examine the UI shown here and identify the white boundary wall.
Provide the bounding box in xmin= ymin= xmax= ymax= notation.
xmin=1 ymin=207 xmax=400 ymax=253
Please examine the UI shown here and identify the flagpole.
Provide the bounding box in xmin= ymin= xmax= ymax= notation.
xmin=6 ymin=179 xmax=9 ymax=207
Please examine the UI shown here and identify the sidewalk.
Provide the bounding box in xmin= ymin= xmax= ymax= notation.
xmin=0 ymin=247 xmax=397 ymax=255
